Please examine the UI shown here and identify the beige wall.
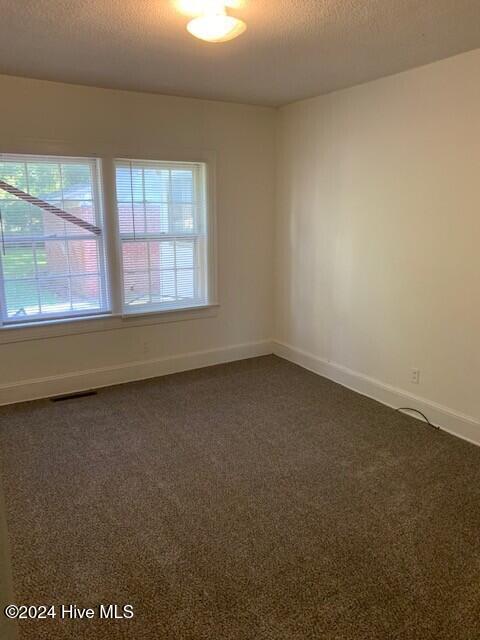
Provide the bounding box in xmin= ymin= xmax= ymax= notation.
xmin=275 ymin=49 xmax=480 ymax=429
xmin=0 ymin=75 xmax=275 ymax=395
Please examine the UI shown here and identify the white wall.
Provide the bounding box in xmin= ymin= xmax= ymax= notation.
xmin=0 ymin=75 xmax=275 ymax=401
xmin=3 ymin=47 xmax=480 ymax=440
xmin=275 ymin=49 xmax=480 ymax=442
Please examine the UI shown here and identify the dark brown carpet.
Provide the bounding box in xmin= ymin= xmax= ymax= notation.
xmin=1 ymin=355 xmax=480 ymax=639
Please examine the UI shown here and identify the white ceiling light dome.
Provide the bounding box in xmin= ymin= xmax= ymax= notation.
xmin=186 ymin=1 xmax=246 ymax=43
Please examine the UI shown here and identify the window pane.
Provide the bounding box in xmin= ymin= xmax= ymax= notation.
xmin=39 ymin=278 xmax=71 ymax=315
xmin=2 ymin=244 xmax=36 ymax=279
xmin=171 ymin=204 xmax=195 ymax=234
xmin=38 ymin=241 xmax=69 ymax=276
xmin=5 ymin=279 xmax=40 ymax=319
xmin=122 ymin=242 xmax=149 ymax=272
xmin=61 ymin=164 xmax=93 ymax=200
xmin=0 ymin=162 xmax=27 ymax=192
xmin=0 ymin=154 xmax=110 ymax=324
xmin=176 ymin=241 xmax=195 ymax=269
xmin=177 ymin=270 xmax=195 ymax=299
xmin=171 ymin=170 xmax=194 ymax=203
xmin=71 ymin=275 xmax=101 ymax=311
xmin=149 ymin=241 xmax=175 ymax=270
xmin=26 ymin=163 xmax=61 ymax=198
xmin=68 ymin=240 xmax=100 ymax=275
xmin=1 ymin=201 xmax=43 ymax=237
xmin=145 ymin=203 xmax=168 ymax=234
xmin=144 ymin=169 xmax=169 ymax=202
xmin=118 ymin=203 xmax=146 ymax=235
xmin=124 ymin=272 xmax=149 ymax=307
xmin=160 ymin=271 xmax=175 ymax=299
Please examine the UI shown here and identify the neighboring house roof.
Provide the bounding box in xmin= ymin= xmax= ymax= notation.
xmin=41 ymin=183 xmax=92 ymax=202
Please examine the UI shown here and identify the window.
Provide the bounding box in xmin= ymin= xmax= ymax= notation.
xmin=115 ymin=160 xmax=209 ymax=314
xmin=0 ymin=155 xmax=109 ymax=325
xmin=0 ymin=153 xmax=213 ymax=328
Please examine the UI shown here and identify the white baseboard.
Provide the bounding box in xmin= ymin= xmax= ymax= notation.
xmin=0 ymin=340 xmax=273 ymax=407
xmin=273 ymin=340 xmax=480 ymax=448
xmin=4 ymin=338 xmax=478 ymax=449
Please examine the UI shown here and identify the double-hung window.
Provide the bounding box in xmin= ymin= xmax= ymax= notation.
xmin=115 ymin=160 xmax=209 ymax=314
xmin=0 ymin=153 xmax=212 ymax=328
xmin=0 ymin=155 xmax=109 ymax=324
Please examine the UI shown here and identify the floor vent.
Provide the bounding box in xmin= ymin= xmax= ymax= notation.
xmin=50 ymin=390 xmax=98 ymax=403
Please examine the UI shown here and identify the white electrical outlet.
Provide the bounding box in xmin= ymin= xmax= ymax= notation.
xmin=411 ymin=368 xmax=420 ymax=384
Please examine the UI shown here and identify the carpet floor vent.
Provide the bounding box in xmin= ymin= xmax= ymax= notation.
xmin=50 ymin=390 xmax=98 ymax=403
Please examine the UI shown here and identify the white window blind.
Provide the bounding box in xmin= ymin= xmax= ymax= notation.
xmin=115 ymin=160 xmax=209 ymax=314
xmin=0 ymin=154 xmax=109 ymax=325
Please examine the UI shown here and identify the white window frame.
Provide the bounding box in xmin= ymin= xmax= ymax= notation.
xmin=0 ymin=154 xmax=110 ymax=325
xmin=114 ymin=158 xmax=211 ymax=317
xmin=0 ymin=140 xmax=218 ymax=344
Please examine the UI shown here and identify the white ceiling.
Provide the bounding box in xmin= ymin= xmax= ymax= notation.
xmin=2 ymin=0 xmax=480 ymax=107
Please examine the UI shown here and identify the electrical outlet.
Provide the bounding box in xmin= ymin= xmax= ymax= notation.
xmin=411 ymin=368 xmax=420 ymax=384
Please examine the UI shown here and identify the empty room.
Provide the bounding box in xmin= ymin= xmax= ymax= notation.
xmin=0 ymin=1 xmax=479 ymax=638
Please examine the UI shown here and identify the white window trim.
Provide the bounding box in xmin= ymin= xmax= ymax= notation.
xmin=0 ymin=154 xmax=110 ymax=325
xmin=0 ymin=304 xmax=220 ymax=345
xmin=0 ymin=138 xmax=219 ymax=344
xmin=114 ymin=158 xmax=211 ymax=316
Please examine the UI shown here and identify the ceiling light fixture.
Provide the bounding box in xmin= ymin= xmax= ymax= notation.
xmin=186 ymin=0 xmax=246 ymax=43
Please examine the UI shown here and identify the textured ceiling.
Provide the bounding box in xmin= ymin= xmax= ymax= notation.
xmin=1 ymin=0 xmax=480 ymax=106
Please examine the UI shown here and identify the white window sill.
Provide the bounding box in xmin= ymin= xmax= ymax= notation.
xmin=0 ymin=303 xmax=220 ymax=345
